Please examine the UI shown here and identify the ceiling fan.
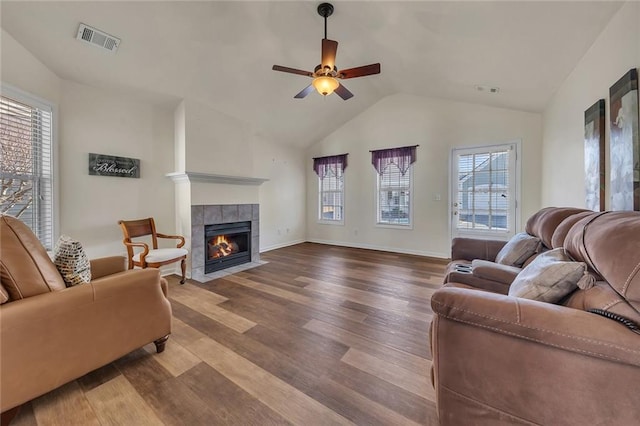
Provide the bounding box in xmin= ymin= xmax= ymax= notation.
xmin=272 ymin=2 xmax=381 ymax=100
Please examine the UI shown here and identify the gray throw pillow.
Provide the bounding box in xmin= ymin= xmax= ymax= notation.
xmin=495 ymin=232 xmax=541 ymax=267
xmin=508 ymin=248 xmax=586 ymax=303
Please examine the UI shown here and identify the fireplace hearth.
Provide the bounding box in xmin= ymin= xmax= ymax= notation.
xmin=205 ymin=221 xmax=251 ymax=274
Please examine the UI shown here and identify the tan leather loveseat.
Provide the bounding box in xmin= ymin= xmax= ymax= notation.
xmin=431 ymin=211 xmax=640 ymax=425
xmin=0 ymin=215 xmax=172 ymax=416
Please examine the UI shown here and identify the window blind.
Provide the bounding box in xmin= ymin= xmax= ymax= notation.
xmin=456 ymin=147 xmax=510 ymax=232
xmin=319 ymin=162 xmax=344 ymax=221
xmin=378 ymin=162 xmax=411 ymax=225
xmin=1 ymin=94 xmax=54 ymax=249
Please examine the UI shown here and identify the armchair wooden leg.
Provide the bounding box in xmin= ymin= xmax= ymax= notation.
xmin=180 ymin=258 xmax=186 ymax=284
xmin=154 ymin=335 xmax=170 ymax=353
xmin=1 ymin=405 xmax=21 ymax=426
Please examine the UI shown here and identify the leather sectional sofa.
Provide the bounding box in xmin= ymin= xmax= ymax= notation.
xmin=431 ymin=209 xmax=640 ymax=425
xmin=0 ymin=215 xmax=172 ymax=418
xmin=443 ymin=207 xmax=591 ymax=294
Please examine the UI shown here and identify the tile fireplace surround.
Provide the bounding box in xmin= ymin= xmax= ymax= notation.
xmin=190 ymin=204 xmax=260 ymax=282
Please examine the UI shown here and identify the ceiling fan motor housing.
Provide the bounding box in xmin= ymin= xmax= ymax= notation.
xmin=317 ymin=3 xmax=334 ymax=18
xmin=314 ymin=64 xmax=337 ymax=77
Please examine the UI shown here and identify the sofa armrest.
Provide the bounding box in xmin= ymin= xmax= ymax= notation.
xmin=470 ymin=260 xmax=521 ymax=285
xmin=450 ymin=238 xmax=506 ymax=262
xmin=90 ymin=256 xmax=126 ymax=279
xmin=430 ymin=287 xmax=640 ymax=425
xmin=431 ymin=287 xmax=639 ymax=364
xmin=0 ymin=268 xmax=171 ymax=412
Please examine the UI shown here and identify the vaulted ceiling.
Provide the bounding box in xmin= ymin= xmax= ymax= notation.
xmin=1 ymin=1 xmax=623 ymax=147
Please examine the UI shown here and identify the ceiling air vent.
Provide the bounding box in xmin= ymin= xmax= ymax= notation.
xmin=76 ymin=23 xmax=120 ymax=53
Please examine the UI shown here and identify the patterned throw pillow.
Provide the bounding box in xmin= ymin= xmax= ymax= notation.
xmin=508 ymin=248 xmax=586 ymax=303
xmin=53 ymin=235 xmax=91 ymax=287
xmin=495 ymin=232 xmax=541 ymax=267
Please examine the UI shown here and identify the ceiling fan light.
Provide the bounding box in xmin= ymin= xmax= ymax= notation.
xmin=313 ymin=76 xmax=339 ymax=96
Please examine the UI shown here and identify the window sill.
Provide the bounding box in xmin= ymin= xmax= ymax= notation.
xmin=317 ymin=220 xmax=344 ymax=226
xmin=375 ymin=223 xmax=413 ymax=230
xmin=454 ymin=229 xmax=512 ymax=240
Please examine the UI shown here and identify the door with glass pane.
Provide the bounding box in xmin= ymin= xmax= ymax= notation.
xmin=451 ymin=143 xmax=518 ymax=240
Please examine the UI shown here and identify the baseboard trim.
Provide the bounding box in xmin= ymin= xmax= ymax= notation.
xmin=305 ymin=238 xmax=449 ymax=261
xmin=260 ymin=239 xmax=307 ymax=253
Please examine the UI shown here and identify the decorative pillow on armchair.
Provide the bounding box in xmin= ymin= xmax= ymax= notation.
xmin=53 ymin=235 xmax=91 ymax=287
xmin=495 ymin=232 xmax=541 ymax=267
xmin=508 ymin=248 xmax=586 ymax=303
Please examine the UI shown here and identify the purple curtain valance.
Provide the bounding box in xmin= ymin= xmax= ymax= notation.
xmin=371 ymin=145 xmax=418 ymax=175
xmin=313 ymin=154 xmax=348 ymax=178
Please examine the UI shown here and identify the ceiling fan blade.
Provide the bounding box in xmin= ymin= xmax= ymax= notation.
xmin=334 ymin=83 xmax=354 ymax=100
xmin=294 ymin=84 xmax=315 ymax=99
xmin=338 ymin=63 xmax=381 ymax=79
xmin=272 ymin=65 xmax=313 ymax=77
xmin=321 ymin=39 xmax=338 ymax=70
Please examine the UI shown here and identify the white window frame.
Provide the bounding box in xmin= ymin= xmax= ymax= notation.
xmin=1 ymin=83 xmax=58 ymax=250
xmin=317 ymin=161 xmax=345 ymax=226
xmin=375 ymin=163 xmax=414 ymax=229
xmin=449 ymin=141 xmax=521 ymax=241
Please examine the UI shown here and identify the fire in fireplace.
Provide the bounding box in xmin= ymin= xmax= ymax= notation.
xmin=204 ymin=221 xmax=251 ymax=274
xmin=209 ymin=235 xmax=238 ymax=258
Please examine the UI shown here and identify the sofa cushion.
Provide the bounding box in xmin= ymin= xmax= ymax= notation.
xmin=564 ymin=211 xmax=640 ymax=313
xmin=550 ymin=211 xmax=596 ymax=249
xmin=495 ymin=232 xmax=541 ymax=267
xmin=0 ymin=215 xmax=66 ymax=300
xmin=563 ymin=281 xmax=640 ymax=325
xmin=132 ymin=248 xmax=188 ymax=263
xmin=509 ymin=248 xmax=587 ymax=303
xmin=471 ymin=259 xmax=521 ymax=284
xmin=53 ymin=235 xmax=92 ymax=287
xmin=525 ymin=207 xmax=590 ymax=249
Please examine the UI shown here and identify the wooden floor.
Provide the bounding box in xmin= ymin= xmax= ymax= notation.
xmin=12 ymin=243 xmax=446 ymax=426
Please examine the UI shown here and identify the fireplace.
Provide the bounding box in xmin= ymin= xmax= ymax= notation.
xmin=190 ymin=204 xmax=259 ymax=282
xmin=204 ymin=221 xmax=251 ymax=274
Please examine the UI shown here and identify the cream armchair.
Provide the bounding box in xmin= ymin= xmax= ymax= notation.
xmin=119 ymin=217 xmax=188 ymax=284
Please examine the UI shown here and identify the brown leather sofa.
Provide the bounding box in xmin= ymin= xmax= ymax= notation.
xmin=430 ymin=211 xmax=640 ymax=425
xmin=444 ymin=207 xmax=591 ymax=294
xmin=0 ymin=215 xmax=172 ymax=417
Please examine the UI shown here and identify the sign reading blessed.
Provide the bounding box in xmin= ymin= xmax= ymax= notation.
xmin=89 ymin=153 xmax=140 ymax=178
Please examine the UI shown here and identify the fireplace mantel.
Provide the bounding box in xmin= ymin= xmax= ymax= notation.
xmin=166 ymin=171 xmax=269 ymax=186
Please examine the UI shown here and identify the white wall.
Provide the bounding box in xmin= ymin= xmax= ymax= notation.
xmin=1 ymin=29 xmax=63 ymax=241
xmin=542 ymin=1 xmax=640 ymax=208
xmin=173 ymin=99 xmax=306 ymax=259
xmin=306 ymin=93 xmax=543 ymax=258
xmin=255 ymin=138 xmax=306 ymax=250
xmin=2 ymin=28 xmax=305 ymax=265
xmin=1 ymin=29 xmax=60 ymax=104
xmin=2 ymin=30 xmax=177 ymax=259
xmin=59 ymin=80 xmax=176 ymax=258
xmin=1 ymin=30 xmax=175 ymax=258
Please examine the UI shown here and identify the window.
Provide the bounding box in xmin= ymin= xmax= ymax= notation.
xmin=0 ymin=87 xmax=54 ymax=249
xmin=372 ymin=145 xmax=417 ymax=226
xmin=451 ymin=142 xmax=519 ymax=238
xmin=314 ymin=154 xmax=347 ymax=223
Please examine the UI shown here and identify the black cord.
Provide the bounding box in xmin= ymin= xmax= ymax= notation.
xmin=588 ymin=309 xmax=640 ymax=335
